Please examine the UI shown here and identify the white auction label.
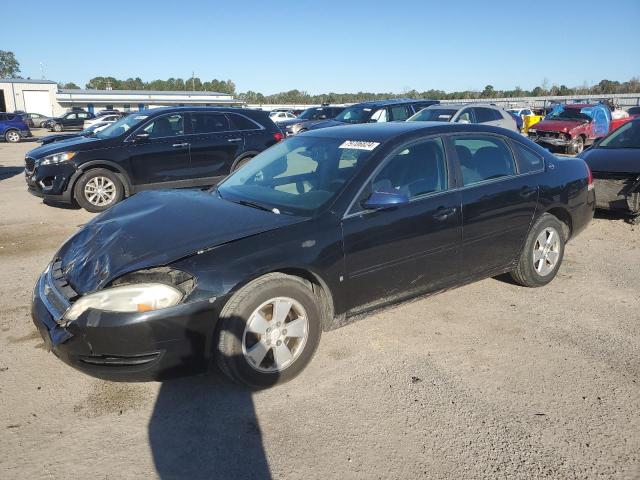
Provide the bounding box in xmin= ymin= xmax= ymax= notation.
xmin=339 ymin=140 xmax=380 ymax=151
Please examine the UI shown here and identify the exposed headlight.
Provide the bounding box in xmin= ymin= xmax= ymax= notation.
xmin=40 ymin=151 xmax=77 ymax=166
xmin=63 ymin=283 xmax=183 ymax=321
xmin=528 ymin=129 xmax=537 ymax=134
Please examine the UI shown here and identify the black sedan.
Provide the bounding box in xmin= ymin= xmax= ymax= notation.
xmin=579 ymin=118 xmax=640 ymax=223
xmin=31 ymin=123 xmax=595 ymax=388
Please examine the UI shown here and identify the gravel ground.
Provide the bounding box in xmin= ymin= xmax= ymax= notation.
xmin=0 ymin=140 xmax=638 ymax=480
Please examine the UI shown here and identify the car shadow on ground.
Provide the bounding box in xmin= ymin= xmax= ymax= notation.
xmin=148 ymin=319 xmax=276 ymax=480
xmin=0 ymin=166 xmax=24 ymax=181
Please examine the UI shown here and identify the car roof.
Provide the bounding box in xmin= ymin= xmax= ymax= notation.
xmin=349 ymin=98 xmax=437 ymax=108
xmin=299 ymin=121 xmax=520 ymax=142
xmin=425 ymin=102 xmax=503 ymax=110
xmin=138 ymin=106 xmax=265 ymax=116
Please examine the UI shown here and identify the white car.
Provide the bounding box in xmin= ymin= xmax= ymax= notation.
xmin=269 ymin=111 xmax=297 ymax=123
xmin=507 ymin=107 xmax=534 ymax=118
xmin=84 ymin=114 xmax=121 ymax=128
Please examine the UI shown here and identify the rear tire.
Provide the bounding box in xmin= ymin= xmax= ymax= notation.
xmin=232 ymin=155 xmax=254 ymax=172
xmin=510 ymin=213 xmax=565 ymax=287
xmin=73 ymin=168 xmax=124 ymax=213
xmin=4 ymin=129 xmax=20 ymax=143
xmin=216 ymin=273 xmax=322 ymax=388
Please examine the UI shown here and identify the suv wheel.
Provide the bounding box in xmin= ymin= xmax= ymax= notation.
xmin=510 ymin=213 xmax=565 ymax=287
xmin=74 ymin=168 xmax=124 ymax=212
xmin=52 ymin=123 xmax=63 ymax=132
xmin=216 ymin=273 xmax=322 ymax=388
xmin=4 ymin=129 xmax=20 ymax=143
xmin=232 ymin=155 xmax=254 ymax=172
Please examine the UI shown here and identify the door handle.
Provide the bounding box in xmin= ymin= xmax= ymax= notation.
xmin=433 ymin=207 xmax=457 ymax=221
xmin=227 ymin=138 xmax=242 ymax=142
xmin=520 ymin=187 xmax=537 ymax=198
xmin=172 ymin=142 xmax=189 ymax=148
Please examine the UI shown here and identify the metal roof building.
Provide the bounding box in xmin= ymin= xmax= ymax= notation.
xmin=0 ymin=78 xmax=243 ymax=117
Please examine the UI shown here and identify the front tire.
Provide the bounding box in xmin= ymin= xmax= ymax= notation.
xmin=73 ymin=168 xmax=124 ymax=212
xmin=570 ymin=136 xmax=584 ymax=155
xmin=52 ymin=123 xmax=63 ymax=132
xmin=510 ymin=213 xmax=565 ymax=287
xmin=4 ymin=129 xmax=20 ymax=143
xmin=216 ymin=273 xmax=322 ymax=388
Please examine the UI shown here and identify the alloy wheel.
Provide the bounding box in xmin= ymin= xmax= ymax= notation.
xmin=533 ymin=227 xmax=560 ymax=276
xmin=84 ymin=176 xmax=116 ymax=207
xmin=6 ymin=131 xmax=20 ymax=143
xmin=242 ymin=296 xmax=309 ymax=373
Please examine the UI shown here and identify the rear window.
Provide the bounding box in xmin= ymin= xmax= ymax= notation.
xmin=228 ymin=113 xmax=261 ymax=131
xmin=190 ymin=112 xmax=229 ymax=133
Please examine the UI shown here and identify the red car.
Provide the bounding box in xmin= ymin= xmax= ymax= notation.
xmin=528 ymin=103 xmax=635 ymax=154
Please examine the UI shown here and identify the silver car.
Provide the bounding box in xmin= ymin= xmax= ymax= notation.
xmin=408 ymin=103 xmax=518 ymax=131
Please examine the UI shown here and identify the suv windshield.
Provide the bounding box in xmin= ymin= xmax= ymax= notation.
xmin=96 ymin=113 xmax=149 ymax=139
xmin=546 ymin=107 xmax=591 ymax=122
xmin=298 ymin=108 xmax=328 ymax=120
xmin=218 ymin=136 xmax=375 ymax=215
xmin=408 ymin=108 xmax=458 ymax=122
xmin=335 ymin=106 xmax=374 ymax=124
xmin=598 ymin=121 xmax=640 ymax=149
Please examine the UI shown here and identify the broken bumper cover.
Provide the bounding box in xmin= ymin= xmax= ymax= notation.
xmin=528 ymin=135 xmax=572 ymax=148
xmin=24 ymin=161 xmax=76 ymax=204
xmin=31 ymin=271 xmax=222 ymax=381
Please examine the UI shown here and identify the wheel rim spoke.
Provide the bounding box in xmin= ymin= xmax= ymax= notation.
xmin=272 ymin=299 xmax=293 ymax=325
xmin=246 ymin=339 xmax=270 ymax=368
xmin=284 ymin=317 xmax=306 ymax=338
xmin=273 ymin=342 xmax=293 ymax=369
xmin=247 ymin=311 xmax=270 ymax=335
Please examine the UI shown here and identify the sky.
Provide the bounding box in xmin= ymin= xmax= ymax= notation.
xmin=2 ymin=0 xmax=639 ymax=95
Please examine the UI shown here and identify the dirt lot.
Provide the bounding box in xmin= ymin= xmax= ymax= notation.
xmin=0 ymin=139 xmax=638 ymax=480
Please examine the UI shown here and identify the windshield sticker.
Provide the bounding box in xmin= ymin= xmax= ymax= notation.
xmin=133 ymin=115 xmax=148 ymax=121
xmin=339 ymin=140 xmax=380 ymax=151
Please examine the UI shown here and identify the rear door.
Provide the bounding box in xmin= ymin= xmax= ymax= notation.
xmin=185 ymin=111 xmax=243 ymax=181
xmin=451 ymin=134 xmax=538 ymax=278
xmin=342 ymin=136 xmax=462 ymax=312
xmin=127 ymin=112 xmax=191 ymax=186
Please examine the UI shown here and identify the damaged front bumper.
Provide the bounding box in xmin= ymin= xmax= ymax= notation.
xmin=593 ymin=173 xmax=640 ymax=216
xmin=31 ymin=264 xmax=222 ymax=381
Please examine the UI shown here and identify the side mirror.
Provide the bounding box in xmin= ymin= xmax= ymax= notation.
xmin=133 ymin=132 xmax=150 ymax=143
xmin=362 ymin=190 xmax=409 ymax=210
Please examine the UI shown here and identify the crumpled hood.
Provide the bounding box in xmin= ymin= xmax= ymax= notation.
xmin=532 ymin=118 xmax=585 ymax=133
xmin=580 ymin=147 xmax=640 ymax=174
xmin=57 ymin=189 xmax=303 ymax=294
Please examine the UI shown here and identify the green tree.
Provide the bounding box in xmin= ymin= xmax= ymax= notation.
xmin=60 ymin=82 xmax=80 ymax=89
xmin=0 ymin=50 xmax=20 ymax=78
xmin=480 ymin=85 xmax=495 ymax=98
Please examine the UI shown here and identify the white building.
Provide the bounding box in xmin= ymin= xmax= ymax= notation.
xmin=0 ymin=78 xmax=243 ymax=117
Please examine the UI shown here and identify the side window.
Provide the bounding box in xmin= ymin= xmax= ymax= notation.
xmin=190 ymin=112 xmax=229 ymax=133
xmin=228 ymin=114 xmax=260 ymax=131
xmin=66 ymin=113 xmax=77 ymax=120
xmin=510 ymin=141 xmax=544 ymax=173
xmin=369 ymin=137 xmax=447 ymax=200
xmin=389 ymin=105 xmax=411 ymax=121
xmin=370 ymin=108 xmax=388 ymax=123
xmin=452 ymin=136 xmax=516 ymax=186
xmin=78 ymin=113 xmax=88 ymax=119
xmin=456 ymin=109 xmax=473 ymax=123
xmin=143 ymin=114 xmax=185 ymax=138
xmin=473 ymin=108 xmax=498 ymax=123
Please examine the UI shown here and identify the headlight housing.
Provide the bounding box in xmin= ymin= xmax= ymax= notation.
xmin=40 ymin=151 xmax=77 ymax=166
xmin=63 ymin=283 xmax=183 ymax=321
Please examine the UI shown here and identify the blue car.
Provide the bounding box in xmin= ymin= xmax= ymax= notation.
xmin=0 ymin=112 xmax=32 ymax=143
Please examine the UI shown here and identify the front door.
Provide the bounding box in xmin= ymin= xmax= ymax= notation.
xmin=342 ymin=136 xmax=462 ymax=312
xmin=127 ymin=113 xmax=191 ymax=186
xmin=186 ymin=111 xmax=244 ymax=181
xmin=451 ymin=134 xmax=538 ymax=278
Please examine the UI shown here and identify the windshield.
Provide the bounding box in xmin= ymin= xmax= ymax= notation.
xmin=218 ymin=136 xmax=376 ymax=215
xmin=298 ymin=108 xmax=327 ymax=120
xmin=598 ymin=121 xmax=640 ymax=149
xmin=95 ymin=113 xmax=149 ymax=139
xmin=334 ymin=106 xmax=374 ymax=124
xmin=408 ymin=108 xmax=457 ymax=122
xmin=546 ymin=107 xmax=591 ymax=122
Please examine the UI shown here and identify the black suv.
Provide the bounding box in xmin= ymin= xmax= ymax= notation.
xmin=278 ymin=105 xmax=346 ymax=136
xmin=305 ymin=98 xmax=439 ymax=132
xmin=44 ymin=111 xmax=96 ymax=132
xmin=25 ymin=107 xmax=283 ymax=212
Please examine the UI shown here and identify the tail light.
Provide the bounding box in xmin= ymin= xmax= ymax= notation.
xmin=586 ymin=164 xmax=594 ymax=191
xmin=273 ymin=132 xmax=284 ymax=142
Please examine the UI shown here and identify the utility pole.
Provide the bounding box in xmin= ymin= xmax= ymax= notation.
xmin=192 ymin=71 xmax=195 ymax=91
